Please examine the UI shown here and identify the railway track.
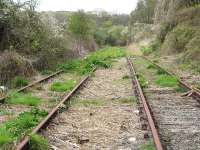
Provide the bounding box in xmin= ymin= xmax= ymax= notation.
xmin=128 ymin=56 xmax=200 ymax=150
xmin=2 ymin=55 xmax=200 ymax=150
xmin=0 ymin=68 xmax=92 ymax=149
xmin=16 ymin=74 xmax=93 ymax=150
xmin=16 ymin=58 xmax=150 ymax=150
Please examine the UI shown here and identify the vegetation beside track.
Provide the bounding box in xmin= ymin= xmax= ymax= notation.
xmin=58 ymin=47 xmax=126 ymax=74
xmin=0 ymin=108 xmax=48 ymax=147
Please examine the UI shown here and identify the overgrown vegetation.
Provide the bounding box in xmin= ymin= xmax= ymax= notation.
xmin=30 ymin=134 xmax=50 ymax=150
xmin=155 ymin=75 xmax=178 ymax=87
xmin=13 ymin=76 xmax=29 ymax=88
xmin=141 ymin=46 xmax=154 ymax=55
xmin=58 ymin=47 xmax=125 ymax=74
xmin=0 ymin=108 xmax=48 ymax=147
xmin=7 ymin=93 xmax=42 ymax=106
xmin=50 ymin=80 xmax=76 ymax=92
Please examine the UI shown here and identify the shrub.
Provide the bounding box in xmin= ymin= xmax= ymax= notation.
xmin=162 ymin=25 xmax=195 ymax=53
xmin=13 ymin=76 xmax=29 ymax=88
xmin=0 ymin=51 xmax=35 ymax=85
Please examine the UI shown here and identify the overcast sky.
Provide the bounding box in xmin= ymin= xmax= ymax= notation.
xmin=37 ymin=0 xmax=138 ymax=14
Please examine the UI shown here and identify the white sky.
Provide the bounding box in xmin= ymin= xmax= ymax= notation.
xmin=37 ymin=0 xmax=138 ymax=14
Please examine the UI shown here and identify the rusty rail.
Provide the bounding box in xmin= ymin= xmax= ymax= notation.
xmin=0 ymin=70 xmax=64 ymax=103
xmin=16 ymin=69 xmax=95 ymax=150
xmin=142 ymin=56 xmax=200 ymax=98
xmin=126 ymin=57 xmax=164 ymax=150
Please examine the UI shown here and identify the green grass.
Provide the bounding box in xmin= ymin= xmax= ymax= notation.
xmin=137 ymin=74 xmax=148 ymax=88
xmin=58 ymin=47 xmax=125 ymax=74
xmin=71 ymin=99 xmax=105 ymax=107
xmin=50 ymin=80 xmax=76 ymax=92
xmin=155 ymin=75 xmax=178 ymax=87
xmin=30 ymin=134 xmax=50 ymax=150
xmin=140 ymin=141 xmax=155 ymax=150
xmin=141 ymin=46 xmax=153 ymax=55
xmin=0 ymin=108 xmax=48 ymax=147
xmin=6 ymin=93 xmax=42 ymax=106
xmin=13 ymin=76 xmax=29 ymax=88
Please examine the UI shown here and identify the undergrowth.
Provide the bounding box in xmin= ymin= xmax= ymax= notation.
xmin=50 ymin=80 xmax=76 ymax=92
xmin=6 ymin=93 xmax=42 ymax=106
xmin=13 ymin=76 xmax=29 ymax=88
xmin=0 ymin=108 xmax=48 ymax=147
xmin=58 ymin=47 xmax=125 ymax=74
xmin=30 ymin=134 xmax=50 ymax=150
xmin=155 ymin=75 xmax=178 ymax=87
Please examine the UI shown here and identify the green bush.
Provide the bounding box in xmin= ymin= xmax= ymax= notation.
xmin=50 ymin=80 xmax=76 ymax=92
xmin=162 ymin=25 xmax=195 ymax=53
xmin=13 ymin=76 xmax=29 ymax=88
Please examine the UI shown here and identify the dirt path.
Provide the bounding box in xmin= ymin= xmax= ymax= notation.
xmin=42 ymin=58 xmax=148 ymax=150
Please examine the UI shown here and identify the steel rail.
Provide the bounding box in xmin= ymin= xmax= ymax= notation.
xmin=127 ymin=57 xmax=164 ymax=150
xmin=0 ymin=70 xmax=64 ymax=103
xmin=142 ymin=56 xmax=200 ymax=98
xmin=16 ymin=69 xmax=95 ymax=150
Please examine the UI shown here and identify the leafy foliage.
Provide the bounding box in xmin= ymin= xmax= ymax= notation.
xmin=0 ymin=108 xmax=48 ymax=146
xmin=68 ymin=11 xmax=94 ymax=40
xmin=130 ymin=0 xmax=156 ymax=24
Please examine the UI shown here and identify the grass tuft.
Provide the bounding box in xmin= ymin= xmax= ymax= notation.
xmin=30 ymin=134 xmax=50 ymax=150
xmin=13 ymin=76 xmax=29 ymax=88
xmin=7 ymin=93 xmax=42 ymax=106
xmin=137 ymin=74 xmax=148 ymax=88
xmin=155 ymin=75 xmax=178 ymax=87
xmin=50 ymin=80 xmax=76 ymax=92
